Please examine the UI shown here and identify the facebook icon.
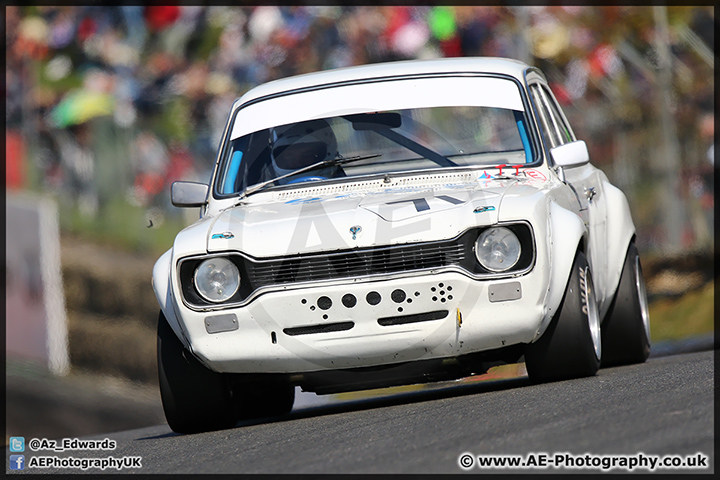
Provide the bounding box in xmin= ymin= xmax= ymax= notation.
xmin=9 ymin=455 xmax=25 ymax=470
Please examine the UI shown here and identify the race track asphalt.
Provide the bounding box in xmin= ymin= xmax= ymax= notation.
xmin=23 ymin=349 xmax=714 ymax=474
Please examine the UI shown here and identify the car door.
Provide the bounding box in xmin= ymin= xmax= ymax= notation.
xmin=528 ymin=81 xmax=609 ymax=303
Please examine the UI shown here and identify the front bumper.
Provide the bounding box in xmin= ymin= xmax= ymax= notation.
xmin=173 ymin=267 xmax=550 ymax=374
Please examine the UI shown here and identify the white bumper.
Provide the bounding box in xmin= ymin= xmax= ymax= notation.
xmin=174 ymin=268 xmax=549 ymax=374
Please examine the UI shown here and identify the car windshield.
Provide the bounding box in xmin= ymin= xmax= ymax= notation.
xmin=214 ymin=74 xmax=535 ymax=196
xmin=217 ymin=105 xmax=533 ymax=195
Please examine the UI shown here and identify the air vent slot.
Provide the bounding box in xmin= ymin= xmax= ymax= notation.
xmin=377 ymin=310 xmax=449 ymax=326
xmin=283 ymin=321 xmax=354 ymax=336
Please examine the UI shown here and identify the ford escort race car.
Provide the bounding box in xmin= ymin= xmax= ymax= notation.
xmin=153 ymin=57 xmax=651 ymax=433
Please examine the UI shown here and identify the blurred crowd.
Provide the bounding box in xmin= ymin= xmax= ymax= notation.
xmin=5 ymin=6 xmax=714 ymax=252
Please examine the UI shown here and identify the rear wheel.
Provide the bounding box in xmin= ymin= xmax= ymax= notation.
xmin=525 ymin=250 xmax=601 ymax=383
xmin=600 ymin=243 xmax=651 ymax=367
xmin=157 ymin=311 xmax=237 ymax=434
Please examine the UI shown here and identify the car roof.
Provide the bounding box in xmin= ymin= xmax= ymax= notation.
xmin=234 ymin=56 xmax=535 ymax=109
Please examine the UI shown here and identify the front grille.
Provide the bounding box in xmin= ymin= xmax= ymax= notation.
xmin=245 ymin=240 xmax=466 ymax=288
xmin=177 ymin=224 xmax=534 ymax=310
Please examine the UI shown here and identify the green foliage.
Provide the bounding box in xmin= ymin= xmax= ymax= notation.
xmin=648 ymin=280 xmax=714 ymax=342
xmin=58 ymin=197 xmax=190 ymax=256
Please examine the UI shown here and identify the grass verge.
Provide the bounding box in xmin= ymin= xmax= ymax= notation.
xmin=648 ymin=280 xmax=715 ymax=343
xmin=59 ymin=197 xmax=195 ymax=256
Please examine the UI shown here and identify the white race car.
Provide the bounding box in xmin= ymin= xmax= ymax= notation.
xmin=153 ymin=57 xmax=651 ymax=433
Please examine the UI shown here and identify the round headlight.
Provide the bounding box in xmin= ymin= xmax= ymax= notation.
xmin=194 ymin=257 xmax=240 ymax=303
xmin=474 ymin=227 xmax=521 ymax=272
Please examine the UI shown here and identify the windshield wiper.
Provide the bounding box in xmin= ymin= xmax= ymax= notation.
xmin=235 ymin=153 xmax=382 ymax=202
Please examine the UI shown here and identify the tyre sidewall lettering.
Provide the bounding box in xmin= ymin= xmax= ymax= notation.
xmin=579 ymin=266 xmax=589 ymax=316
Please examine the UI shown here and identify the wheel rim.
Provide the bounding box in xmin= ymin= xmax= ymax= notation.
xmin=634 ymin=255 xmax=651 ymax=344
xmin=585 ymin=267 xmax=602 ymax=361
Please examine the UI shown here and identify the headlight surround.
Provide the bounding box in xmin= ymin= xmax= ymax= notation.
xmin=193 ymin=257 xmax=241 ymax=303
xmin=474 ymin=227 xmax=522 ymax=272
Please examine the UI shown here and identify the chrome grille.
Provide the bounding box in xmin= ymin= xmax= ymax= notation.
xmin=245 ymin=241 xmax=466 ymax=287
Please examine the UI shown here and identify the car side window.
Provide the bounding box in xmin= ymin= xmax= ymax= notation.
xmin=529 ymin=84 xmax=562 ymax=149
xmin=541 ymin=85 xmax=575 ymax=144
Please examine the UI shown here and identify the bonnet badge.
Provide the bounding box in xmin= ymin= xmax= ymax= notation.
xmin=211 ymin=232 xmax=234 ymax=239
xmin=473 ymin=206 xmax=496 ymax=214
xmin=349 ymin=225 xmax=362 ymax=240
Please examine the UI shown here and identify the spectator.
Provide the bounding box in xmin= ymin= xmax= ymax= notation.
xmin=5 ymin=6 xmax=713 ymax=256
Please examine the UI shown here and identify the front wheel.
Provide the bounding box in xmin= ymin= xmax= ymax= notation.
xmin=525 ymin=250 xmax=601 ymax=383
xmin=600 ymin=242 xmax=651 ymax=367
xmin=231 ymin=380 xmax=295 ymax=421
xmin=157 ymin=311 xmax=237 ymax=434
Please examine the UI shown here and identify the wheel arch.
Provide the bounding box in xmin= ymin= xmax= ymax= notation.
xmin=600 ymin=181 xmax=637 ymax=321
xmin=152 ymin=248 xmax=188 ymax=348
xmin=532 ymin=201 xmax=588 ymax=342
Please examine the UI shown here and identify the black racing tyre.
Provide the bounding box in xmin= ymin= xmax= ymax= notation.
xmin=600 ymin=243 xmax=651 ymax=367
xmin=525 ymin=250 xmax=601 ymax=383
xmin=232 ymin=381 xmax=295 ymax=421
xmin=157 ymin=311 xmax=237 ymax=434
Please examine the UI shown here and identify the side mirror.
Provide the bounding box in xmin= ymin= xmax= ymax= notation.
xmin=550 ymin=140 xmax=590 ymax=168
xmin=171 ymin=181 xmax=208 ymax=207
